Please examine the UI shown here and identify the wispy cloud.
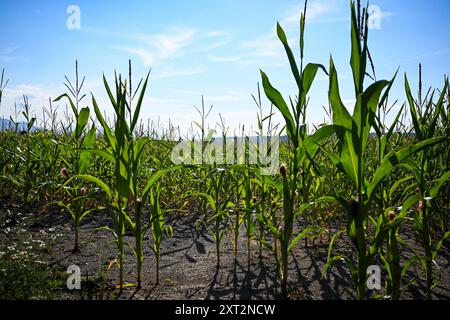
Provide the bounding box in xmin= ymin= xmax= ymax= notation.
xmin=0 ymin=46 xmax=29 ymax=63
xmin=1 ymin=84 xmax=64 ymax=121
xmin=208 ymin=32 xmax=294 ymax=68
xmin=281 ymin=1 xmax=394 ymax=27
xmin=0 ymin=47 xmax=18 ymax=62
xmin=204 ymin=91 xmax=246 ymax=103
xmin=282 ymin=1 xmax=334 ymax=27
xmin=136 ymin=27 xmax=197 ymax=60
xmin=384 ymin=48 xmax=450 ymax=67
xmin=241 ymin=33 xmax=285 ymax=57
xmin=83 ymin=26 xmax=228 ymax=67
xmin=152 ymin=65 xmax=204 ymax=79
xmin=112 ymin=46 xmax=154 ymax=66
xmin=409 ymin=48 xmax=450 ymax=59
xmin=4 ymin=84 xmax=60 ymax=102
xmin=208 ymin=54 xmax=242 ymax=63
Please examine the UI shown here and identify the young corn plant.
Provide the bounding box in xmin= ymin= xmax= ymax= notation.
xmin=54 ymin=61 xmax=96 ymax=252
xmin=241 ymin=154 xmax=256 ymax=269
xmin=0 ymin=96 xmax=39 ymax=222
xmin=194 ymin=166 xmax=234 ymax=268
xmin=80 ymin=64 xmax=179 ymax=289
xmin=67 ymin=67 xmax=151 ymax=289
xmin=378 ymin=200 xmax=422 ymax=300
xmin=404 ymin=73 xmax=450 ymax=299
xmin=146 ymin=184 xmax=174 ymax=284
xmin=2 ymin=97 xmax=38 ymax=219
xmin=18 ymin=97 xmax=38 ymax=211
xmin=322 ymin=1 xmax=445 ymax=299
xmin=56 ymin=124 xmax=96 ymax=252
xmin=228 ymin=153 xmax=245 ymax=263
xmin=259 ymin=0 xmax=329 ymax=297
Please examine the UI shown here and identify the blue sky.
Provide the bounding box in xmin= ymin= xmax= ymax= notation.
xmin=1 ymin=0 xmax=449 ymax=135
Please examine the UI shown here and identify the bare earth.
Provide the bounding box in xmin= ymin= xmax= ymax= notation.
xmin=1 ymin=201 xmax=449 ymax=300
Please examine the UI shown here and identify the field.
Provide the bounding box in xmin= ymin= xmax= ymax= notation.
xmin=0 ymin=1 xmax=449 ymax=301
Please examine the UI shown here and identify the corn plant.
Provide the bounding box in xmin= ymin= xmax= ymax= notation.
xmin=146 ymin=184 xmax=174 ymax=284
xmin=54 ymin=61 xmax=96 ymax=252
xmin=3 ymin=96 xmax=39 ymax=218
xmin=90 ymin=68 xmax=150 ymax=289
xmin=377 ymin=200 xmax=423 ymax=300
xmin=403 ymin=73 xmax=450 ymax=299
xmin=259 ymin=0 xmax=330 ymax=297
xmin=194 ymin=166 xmax=234 ymax=268
xmin=322 ymin=1 xmax=445 ymax=299
xmin=72 ymin=64 xmax=179 ymax=289
xmin=228 ymin=152 xmax=245 ymax=263
xmin=19 ymin=97 xmax=38 ymax=209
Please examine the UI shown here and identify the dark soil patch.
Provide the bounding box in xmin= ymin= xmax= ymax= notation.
xmin=1 ymin=201 xmax=449 ymax=300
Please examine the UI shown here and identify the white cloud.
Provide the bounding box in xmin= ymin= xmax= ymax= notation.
xmin=180 ymin=40 xmax=228 ymax=57
xmin=3 ymin=84 xmax=60 ymax=104
xmin=241 ymin=33 xmax=285 ymax=57
xmin=0 ymin=81 xmax=107 ymax=126
xmin=383 ymin=48 xmax=450 ymax=67
xmin=1 ymin=84 xmax=65 ymax=123
xmin=85 ymin=26 xmax=228 ymax=67
xmin=112 ymin=46 xmax=154 ymax=66
xmin=152 ymin=65 xmax=204 ymax=79
xmin=0 ymin=46 xmax=29 ymax=63
xmin=0 ymin=47 xmax=18 ymax=62
xmin=204 ymin=92 xmax=246 ymax=103
xmin=282 ymin=1 xmax=333 ymax=27
xmin=139 ymin=27 xmax=197 ymax=59
xmin=208 ymin=54 xmax=242 ymax=62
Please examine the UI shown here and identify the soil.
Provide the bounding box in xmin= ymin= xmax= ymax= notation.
xmin=1 ymin=199 xmax=449 ymax=300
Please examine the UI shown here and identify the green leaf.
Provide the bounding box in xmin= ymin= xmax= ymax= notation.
xmin=328 ymin=56 xmax=359 ymax=187
xmin=389 ymin=175 xmax=413 ymax=199
xmin=288 ymin=226 xmax=323 ymax=252
xmin=79 ymin=124 xmax=96 ymax=174
xmin=131 ymin=71 xmax=150 ymax=132
xmin=276 ymin=22 xmax=301 ymax=91
xmin=260 ymin=70 xmax=297 ymax=146
xmin=142 ymin=165 xmax=183 ymax=201
xmin=349 ymin=0 xmax=363 ymax=96
xmin=75 ymin=107 xmax=90 ymax=139
xmin=64 ymin=174 xmax=111 ymax=199
xmin=432 ymin=231 xmax=450 ymax=260
xmin=359 ymin=80 xmax=390 ymax=154
xmin=386 ymin=104 xmax=404 ymax=141
xmin=303 ymin=124 xmax=336 ymax=158
xmin=300 ymin=11 xmax=305 ymax=59
xmin=256 ymin=212 xmax=280 ymax=239
xmin=79 ymin=208 xmax=96 ymax=223
xmin=54 ymin=93 xmax=77 ymax=117
xmin=404 ymin=74 xmax=422 ymax=140
xmin=133 ymin=136 xmax=150 ymax=162
xmin=92 ymin=94 xmax=116 ymax=151
xmin=367 ymin=137 xmax=445 ymax=202
xmin=191 ymin=192 xmax=216 ymax=212
xmin=401 ymin=256 xmax=421 ymax=278
xmin=431 ymin=171 xmax=450 ymax=198
xmin=103 ymin=74 xmax=118 ymax=114
xmin=302 ymin=63 xmax=328 ymax=97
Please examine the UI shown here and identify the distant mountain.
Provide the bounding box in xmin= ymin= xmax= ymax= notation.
xmin=0 ymin=118 xmax=29 ymax=132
